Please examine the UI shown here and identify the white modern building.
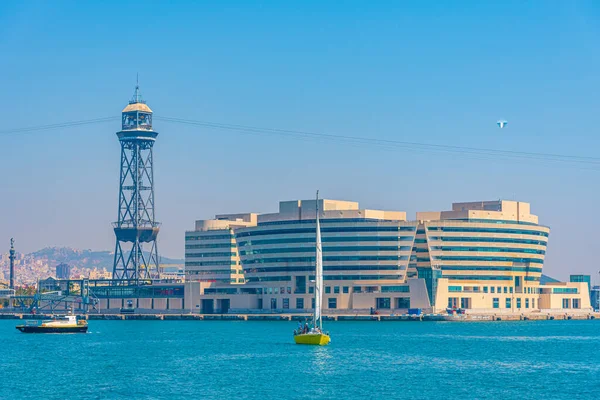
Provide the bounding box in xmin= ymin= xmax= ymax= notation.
xmin=184 ymin=198 xmax=591 ymax=314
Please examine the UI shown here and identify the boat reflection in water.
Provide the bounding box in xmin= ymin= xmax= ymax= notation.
xmin=16 ymin=314 xmax=88 ymax=334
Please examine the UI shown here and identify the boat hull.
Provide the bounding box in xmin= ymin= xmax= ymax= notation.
xmin=294 ymin=333 xmax=330 ymax=345
xmin=16 ymin=326 xmax=88 ymax=334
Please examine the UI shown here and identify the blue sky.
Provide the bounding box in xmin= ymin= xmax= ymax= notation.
xmin=1 ymin=1 xmax=599 ymax=280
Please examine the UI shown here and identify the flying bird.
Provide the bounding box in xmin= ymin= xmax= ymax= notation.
xmin=497 ymin=120 xmax=508 ymax=129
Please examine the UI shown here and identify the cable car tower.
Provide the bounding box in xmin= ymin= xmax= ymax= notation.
xmin=112 ymin=82 xmax=160 ymax=281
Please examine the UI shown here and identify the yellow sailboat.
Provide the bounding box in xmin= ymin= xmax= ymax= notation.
xmin=294 ymin=191 xmax=331 ymax=346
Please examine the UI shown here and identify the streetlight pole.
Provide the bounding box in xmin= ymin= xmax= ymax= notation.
xmin=597 ymin=270 xmax=600 ymax=311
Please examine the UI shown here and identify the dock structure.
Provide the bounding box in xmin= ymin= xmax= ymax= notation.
xmin=8 ymin=279 xmax=100 ymax=314
xmin=1 ymin=312 xmax=599 ymax=322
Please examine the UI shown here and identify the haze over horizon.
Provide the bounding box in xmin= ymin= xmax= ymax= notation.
xmin=1 ymin=1 xmax=600 ymax=281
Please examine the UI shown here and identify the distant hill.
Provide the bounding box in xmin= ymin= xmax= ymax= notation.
xmin=29 ymin=247 xmax=183 ymax=269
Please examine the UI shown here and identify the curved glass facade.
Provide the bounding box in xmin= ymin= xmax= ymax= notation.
xmin=422 ymin=221 xmax=549 ymax=287
xmin=236 ymin=219 xmax=417 ymax=289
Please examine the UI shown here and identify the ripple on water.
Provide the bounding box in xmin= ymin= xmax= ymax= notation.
xmin=419 ymin=333 xmax=600 ymax=342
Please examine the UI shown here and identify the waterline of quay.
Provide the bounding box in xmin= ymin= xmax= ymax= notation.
xmin=2 ymin=311 xmax=600 ymax=322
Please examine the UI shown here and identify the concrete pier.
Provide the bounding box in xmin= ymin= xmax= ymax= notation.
xmin=2 ymin=311 xmax=600 ymax=321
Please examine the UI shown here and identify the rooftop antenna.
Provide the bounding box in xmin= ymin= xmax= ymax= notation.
xmin=130 ymin=73 xmax=145 ymax=104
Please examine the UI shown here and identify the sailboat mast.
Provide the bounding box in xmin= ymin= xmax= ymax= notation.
xmin=315 ymin=190 xmax=323 ymax=330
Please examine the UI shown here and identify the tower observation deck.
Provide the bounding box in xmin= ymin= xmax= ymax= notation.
xmin=112 ymin=83 xmax=160 ymax=281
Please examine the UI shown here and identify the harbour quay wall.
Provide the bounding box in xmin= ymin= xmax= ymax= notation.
xmin=1 ymin=311 xmax=600 ymax=322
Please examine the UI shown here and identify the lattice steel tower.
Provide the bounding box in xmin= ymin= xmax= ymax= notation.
xmin=112 ymin=83 xmax=160 ymax=281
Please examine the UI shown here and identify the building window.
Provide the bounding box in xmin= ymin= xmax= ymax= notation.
xmin=525 ymin=298 xmax=530 ymax=308
xmin=343 ymin=286 xmax=349 ymax=294
xmin=516 ymin=298 xmax=521 ymax=309
xmin=295 ymin=276 xmax=306 ymax=294
xmin=503 ymin=287 xmax=508 ymax=294
xmin=381 ymin=286 xmax=410 ymax=293
xmin=532 ymin=298 xmax=536 ymax=309
xmin=312 ymin=298 xmax=315 ymax=309
xmin=325 ymin=286 xmax=331 ymax=294
xmin=509 ymin=287 xmax=514 ymax=294
xmin=448 ymin=297 xmax=459 ymax=308
xmin=309 ymin=286 xmax=314 ymax=294
xmin=395 ymin=297 xmax=410 ymax=308
xmin=296 ymin=298 xmax=304 ymax=309
xmin=573 ymin=298 xmax=580 ymax=309
xmin=282 ymin=298 xmax=289 ymax=309
xmin=460 ymin=298 xmax=471 ymax=309
xmin=334 ymin=286 xmax=340 ymax=294
xmin=328 ymin=298 xmax=337 ymax=309
xmin=497 ymin=286 xmax=501 ymax=293
xmin=491 ymin=287 xmax=495 ymax=294
xmin=493 ymin=298 xmax=499 ymax=308
xmin=483 ymin=286 xmax=488 ymax=293
xmin=562 ymin=298 xmax=570 ymax=309
xmin=376 ymin=298 xmax=391 ymax=309
xmin=353 ymin=286 xmax=362 ymax=293
xmin=506 ymin=298 xmax=512 ymax=308
xmin=553 ymin=288 xmax=578 ymax=294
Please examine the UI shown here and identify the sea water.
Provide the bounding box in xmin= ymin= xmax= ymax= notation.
xmin=1 ymin=319 xmax=599 ymax=400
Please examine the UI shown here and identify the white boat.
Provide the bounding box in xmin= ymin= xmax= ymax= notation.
xmin=16 ymin=313 xmax=88 ymax=333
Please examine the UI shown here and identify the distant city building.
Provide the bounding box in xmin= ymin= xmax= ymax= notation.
xmin=159 ymin=265 xmax=185 ymax=281
xmin=184 ymin=198 xmax=591 ymax=313
xmin=39 ymin=277 xmax=60 ymax=292
xmin=56 ymin=263 xmax=71 ymax=280
xmin=591 ymin=286 xmax=600 ymax=311
xmin=88 ymin=268 xmax=112 ymax=280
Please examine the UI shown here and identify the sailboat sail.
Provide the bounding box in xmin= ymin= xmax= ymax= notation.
xmin=293 ymin=191 xmax=331 ymax=345
xmin=314 ymin=194 xmax=323 ymax=328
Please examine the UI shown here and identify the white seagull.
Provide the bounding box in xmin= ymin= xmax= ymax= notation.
xmin=497 ymin=120 xmax=508 ymax=129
